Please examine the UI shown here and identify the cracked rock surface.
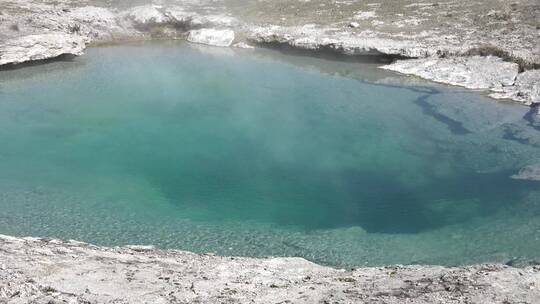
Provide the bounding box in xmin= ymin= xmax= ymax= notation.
xmin=1 ymin=235 xmax=539 ymax=304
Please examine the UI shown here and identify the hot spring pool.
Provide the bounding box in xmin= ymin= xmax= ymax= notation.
xmin=1 ymin=42 xmax=539 ymax=267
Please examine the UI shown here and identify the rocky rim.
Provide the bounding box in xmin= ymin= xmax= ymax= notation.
xmin=1 ymin=234 xmax=539 ymax=304
xmin=1 ymin=1 xmax=540 ymax=303
xmin=0 ymin=0 xmax=539 ymax=105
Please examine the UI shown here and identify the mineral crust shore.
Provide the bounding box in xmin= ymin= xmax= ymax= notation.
xmin=0 ymin=0 xmax=539 ymax=105
xmin=1 ymin=235 xmax=539 ymax=304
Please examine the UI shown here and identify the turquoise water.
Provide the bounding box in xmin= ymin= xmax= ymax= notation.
xmin=1 ymin=42 xmax=540 ymax=267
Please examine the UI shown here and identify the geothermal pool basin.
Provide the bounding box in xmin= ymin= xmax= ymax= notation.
xmin=0 ymin=42 xmax=539 ymax=267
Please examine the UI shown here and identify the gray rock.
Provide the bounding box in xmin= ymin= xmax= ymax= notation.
xmin=0 ymin=33 xmax=86 ymax=66
xmin=66 ymin=6 xmax=123 ymax=41
xmin=0 ymin=234 xmax=539 ymax=304
xmin=511 ymin=163 xmax=540 ymax=181
xmin=379 ymin=56 xmax=540 ymax=106
xmin=122 ymin=5 xmax=170 ymax=28
xmin=187 ymin=28 xmax=235 ymax=47
xmin=380 ymin=56 xmax=519 ymax=91
xmin=491 ymin=70 xmax=540 ymax=105
xmin=248 ymin=24 xmax=445 ymax=58
xmin=233 ymin=42 xmax=255 ymax=49
xmin=164 ymin=7 xmax=237 ymax=28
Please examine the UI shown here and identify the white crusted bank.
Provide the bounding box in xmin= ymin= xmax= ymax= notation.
xmin=1 ymin=235 xmax=539 ymax=304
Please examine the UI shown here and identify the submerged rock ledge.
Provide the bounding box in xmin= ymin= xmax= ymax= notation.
xmin=1 ymin=234 xmax=539 ymax=304
xmin=0 ymin=0 xmax=538 ymax=105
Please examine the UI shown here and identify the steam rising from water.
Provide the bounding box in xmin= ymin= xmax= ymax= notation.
xmin=0 ymin=42 xmax=539 ymax=267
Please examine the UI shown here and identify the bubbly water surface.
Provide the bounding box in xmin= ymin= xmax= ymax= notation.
xmin=1 ymin=42 xmax=539 ymax=267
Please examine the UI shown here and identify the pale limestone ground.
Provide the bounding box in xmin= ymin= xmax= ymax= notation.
xmin=0 ymin=0 xmax=538 ymax=103
xmin=228 ymin=0 xmax=540 ymax=64
xmin=1 ymin=235 xmax=540 ymax=304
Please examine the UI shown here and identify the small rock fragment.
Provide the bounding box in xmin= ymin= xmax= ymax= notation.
xmin=187 ymin=28 xmax=235 ymax=47
xmin=0 ymin=33 xmax=86 ymax=66
xmin=511 ymin=163 xmax=540 ymax=181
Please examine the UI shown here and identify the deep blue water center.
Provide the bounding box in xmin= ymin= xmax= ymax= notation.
xmin=1 ymin=42 xmax=539 ymax=267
